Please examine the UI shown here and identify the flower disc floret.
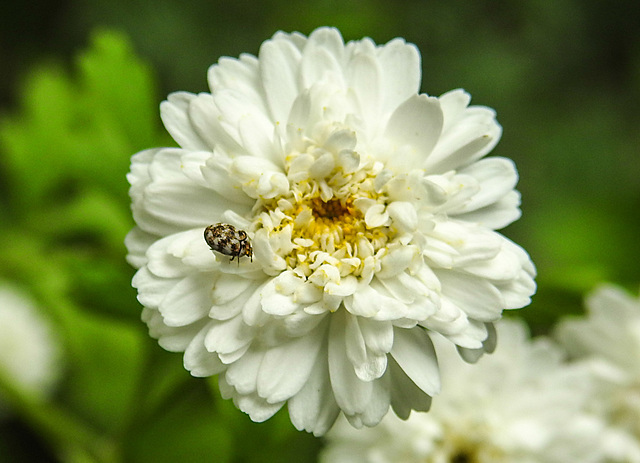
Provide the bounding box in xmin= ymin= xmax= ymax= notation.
xmin=126 ymin=27 xmax=536 ymax=435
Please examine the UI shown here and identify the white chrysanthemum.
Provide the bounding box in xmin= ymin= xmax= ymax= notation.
xmin=556 ymin=283 xmax=640 ymax=458
xmin=0 ymin=285 xmax=61 ymax=408
xmin=126 ymin=27 xmax=536 ymax=435
xmin=321 ymin=320 xmax=625 ymax=463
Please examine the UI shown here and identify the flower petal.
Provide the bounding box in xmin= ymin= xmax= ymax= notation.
xmin=204 ymin=315 xmax=254 ymax=357
xmin=387 ymin=355 xmax=432 ymax=419
xmin=260 ymin=35 xmax=302 ymax=123
xmin=425 ymin=104 xmax=502 ymax=173
xmin=347 ymin=49 xmax=381 ymax=138
xmin=390 ymin=327 xmax=440 ymax=396
xmin=436 ymin=270 xmax=505 ymax=322
xmin=256 ymin=329 xmax=324 ymax=403
xmin=184 ymin=325 xmax=226 ymax=377
xmin=219 ymin=376 xmax=284 ymax=422
xmin=160 ymin=92 xmax=210 ymax=151
xmin=377 ymin=38 xmax=421 ymax=118
xmin=345 ymin=313 xmax=388 ymax=382
xmin=328 ymin=311 xmax=375 ymax=415
xmin=158 ymin=272 xmax=215 ymax=327
xmin=288 ymin=343 xmax=341 ymax=436
xmin=456 ymin=190 xmax=522 ymax=229
xmin=207 ymin=54 xmax=264 ymax=112
xmin=300 ymin=29 xmax=345 ymax=89
xmin=384 ymin=94 xmax=443 ymax=171
xmin=455 ymin=157 xmax=519 ymax=212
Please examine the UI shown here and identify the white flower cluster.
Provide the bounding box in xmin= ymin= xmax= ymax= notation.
xmin=0 ymin=285 xmax=61 ymax=411
xmin=321 ymin=286 xmax=640 ymax=463
xmin=556 ymin=283 xmax=640 ymax=461
xmin=127 ymin=27 xmax=535 ymax=435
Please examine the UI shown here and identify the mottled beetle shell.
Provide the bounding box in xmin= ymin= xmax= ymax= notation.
xmin=204 ymin=223 xmax=252 ymax=262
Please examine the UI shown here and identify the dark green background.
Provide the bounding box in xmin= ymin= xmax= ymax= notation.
xmin=1 ymin=1 xmax=639 ymax=461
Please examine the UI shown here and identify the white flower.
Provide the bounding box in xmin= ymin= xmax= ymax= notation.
xmin=556 ymin=283 xmax=640 ymax=460
xmin=321 ymin=320 xmax=620 ymax=463
xmin=0 ymin=285 xmax=61 ymax=409
xmin=126 ymin=27 xmax=536 ymax=435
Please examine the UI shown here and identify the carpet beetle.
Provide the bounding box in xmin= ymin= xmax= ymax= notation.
xmin=204 ymin=223 xmax=253 ymax=263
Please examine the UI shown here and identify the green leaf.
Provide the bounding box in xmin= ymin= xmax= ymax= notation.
xmin=56 ymin=303 xmax=147 ymax=435
xmin=0 ymin=29 xmax=170 ymax=213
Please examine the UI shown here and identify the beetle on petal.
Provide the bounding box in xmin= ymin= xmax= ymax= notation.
xmin=204 ymin=223 xmax=253 ymax=263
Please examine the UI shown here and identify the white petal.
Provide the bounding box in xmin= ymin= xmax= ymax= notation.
xmin=325 ymin=275 xmax=358 ymax=297
xmin=438 ymin=88 xmax=471 ymax=132
xmin=133 ymin=266 xmax=175 ymax=309
xmin=461 ymin=238 xmax=523 ymax=281
xmin=237 ymin=113 xmax=281 ymax=166
xmin=207 ymin=54 xmax=264 ymax=111
xmin=388 ymin=356 xmax=432 ymax=419
xmin=127 ymin=148 xmax=157 ymax=200
xmin=377 ymin=38 xmax=421 ymax=118
xmin=210 ymin=280 xmax=258 ymax=321
xmin=211 ymin=273 xmax=254 ymax=305
xmin=427 ymin=220 xmax=502 ymax=267
xmin=184 ymin=325 xmax=226 ymax=377
xmin=384 ymin=94 xmax=443 ymax=171
xmin=456 ymin=157 xmax=519 ymax=212
xmin=347 ymin=51 xmax=381 ymax=138
xmin=142 ymin=307 xmax=207 ymax=352
xmin=224 ymin=346 xmax=263 ymax=395
xmin=421 ymin=297 xmax=469 ymax=337
xmin=306 ymin=27 xmax=346 ymax=66
xmin=345 ymin=313 xmax=388 ymax=382
xmin=252 ymin=229 xmax=288 ymax=274
xmin=390 ymin=327 xmax=440 ymax=396
xmin=142 ymin=148 xmax=251 ymax=235
xmin=288 ymin=343 xmax=341 ymax=436
xmin=495 ymin=267 xmax=537 ymax=309
xmin=361 ymin=284 xmax=410 ymax=321
xmin=300 ymin=38 xmax=344 ymax=90
xmin=328 ymin=311 xmax=375 ymax=415
xmin=343 ymin=377 xmax=391 ymax=428
xmin=281 ymin=311 xmax=328 ymax=338
xmin=364 ymin=204 xmax=389 ymax=228
xmin=145 ymin=231 xmax=201 ymax=279
xmin=212 ymin=89 xmax=279 ymax=163
xmin=256 ymin=330 xmax=324 ymax=403
xmin=260 ymin=277 xmax=301 ymax=316
xmin=443 ymin=317 xmax=487 ymax=349
xmin=387 ymin=201 xmax=418 ymax=232
xmin=260 ymin=37 xmax=302 ymax=123
xmin=456 ymin=190 xmax=522 ymax=229
xmin=160 ymin=92 xmax=210 ymax=150
xmin=188 ymin=92 xmax=245 ymax=154
xmin=204 ymin=315 xmax=254 ymax=356
xmin=158 ymin=272 xmax=214 ymax=326
xmin=241 ymin=280 xmax=272 ymax=327
xmin=426 ymin=105 xmax=502 ymax=173
xmin=231 ymin=155 xmax=289 ymax=199
xmin=219 ymin=376 xmax=284 ymax=422
xmin=376 ymin=245 xmax=417 ymax=279
xmin=346 ymin=286 xmax=380 ymax=318
xmin=436 ymin=270 xmax=505 ymax=321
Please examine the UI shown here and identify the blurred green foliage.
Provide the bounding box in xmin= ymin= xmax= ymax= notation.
xmin=0 ymin=1 xmax=639 ymax=461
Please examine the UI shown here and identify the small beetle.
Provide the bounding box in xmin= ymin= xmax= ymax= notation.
xmin=204 ymin=223 xmax=253 ymax=263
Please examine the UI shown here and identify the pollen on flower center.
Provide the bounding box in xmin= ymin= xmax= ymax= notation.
xmin=254 ymin=142 xmax=399 ymax=279
xmin=306 ymin=197 xmax=365 ymax=244
xmin=288 ymin=195 xmax=389 ymax=256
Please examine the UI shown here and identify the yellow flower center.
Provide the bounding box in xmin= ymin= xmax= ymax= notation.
xmin=255 ymin=145 xmax=397 ymax=278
